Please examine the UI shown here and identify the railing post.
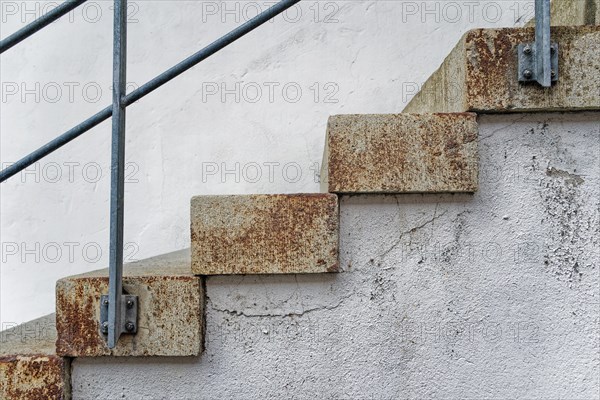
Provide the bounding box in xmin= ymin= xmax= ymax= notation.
xmin=518 ymin=0 xmax=558 ymax=87
xmin=104 ymin=0 xmax=136 ymax=349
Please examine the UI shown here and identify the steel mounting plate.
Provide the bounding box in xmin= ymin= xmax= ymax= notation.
xmin=100 ymin=294 xmax=138 ymax=336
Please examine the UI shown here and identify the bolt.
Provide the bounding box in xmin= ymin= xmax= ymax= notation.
xmin=550 ymin=45 xmax=556 ymax=53
xmin=101 ymin=321 xmax=108 ymax=334
xmin=523 ymin=45 xmax=532 ymax=55
xmin=126 ymin=299 xmax=135 ymax=309
xmin=102 ymin=298 xmax=108 ymax=306
xmin=551 ymin=70 xmax=556 ymax=78
xmin=125 ymin=321 xmax=135 ymax=332
xmin=523 ymin=69 xmax=533 ymax=79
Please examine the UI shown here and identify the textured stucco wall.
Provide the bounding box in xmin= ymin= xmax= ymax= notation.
xmin=71 ymin=112 xmax=599 ymax=399
xmin=0 ymin=0 xmax=533 ymax=326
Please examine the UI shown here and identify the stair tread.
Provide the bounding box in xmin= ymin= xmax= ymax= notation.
xmin=0 ymin=314 xmax=70 ymax=400
xmin=191 ymin=193 xmax=339 ymax=275
xmin=0 ymin=314 xmax=57 ymax=357
xmin=403 ymin=26 xmax=600 ymax=113
xmin=64 ymin=248 xmax=192 ymax=279
xmin=56 ymin=250 xmax=203 ymax=357
xmin=321 ymin=113 xmax=478 ymax=194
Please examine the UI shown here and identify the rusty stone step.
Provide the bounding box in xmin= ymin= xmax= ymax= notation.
xmin=403 ymin=26 xmax=600 ymax=113
xmin=0 ymin=314 xmax=70 ymax=400
xmin=321 ymin=113 xmax=478 ymax=194
xmin=56 ymin=249 xmax=203 ymax=357
xmin=191 ymin=194 xmax=339 ymax=275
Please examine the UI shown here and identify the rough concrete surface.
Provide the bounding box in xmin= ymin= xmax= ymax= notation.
xmin=56 ymin=250 xmax=204 ymax=357
xmin=191 ymin=194 xmax=339 ymax=274
xmin=0 ymin=314 xmax=70 ymax=400
xmin=71 ymin=112 xmax=599 ymax=399
xmin=404 ymin=26 xmax=600 ymax=113
xmin=322 ymin=113 xmax=478 ymax=193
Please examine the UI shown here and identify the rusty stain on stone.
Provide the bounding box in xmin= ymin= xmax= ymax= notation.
xmin=0 ymin=355 xmax=69 ymax=400
xmin=190 ymin=194 xmax=339 ymax=275
xmin=321 ymin=113 xmax=478 ymax=193
xmin=0 ymin=314 xmax=70 ymax=399
xmin=55 ymin=250 xmax=204 ymax=357
xmin=404 ymin=26 xmax=600 ymax=113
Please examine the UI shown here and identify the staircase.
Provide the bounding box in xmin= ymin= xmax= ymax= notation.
xmin=2 ymin=4 xmax=599 ymax=400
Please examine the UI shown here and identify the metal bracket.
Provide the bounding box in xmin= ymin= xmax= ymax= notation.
xmin=518 ymin=42 xmax=559 ymax=84
xmin=100 ymin=294 xmax=138 ymax=336
xmin=518 ymin=0 xmax=558 ymax=87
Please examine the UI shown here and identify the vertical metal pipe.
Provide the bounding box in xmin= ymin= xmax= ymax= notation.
xmin=108 ymin=0 xmax=127 ymax=349
xmin=535 ymin=0 xmax=552 ymax=87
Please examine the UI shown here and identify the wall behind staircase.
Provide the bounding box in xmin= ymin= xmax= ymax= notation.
xmin=73 ymin=112 xmax=600 ymax=398
xmin=1 ymin=1 xmax=534 ymax=325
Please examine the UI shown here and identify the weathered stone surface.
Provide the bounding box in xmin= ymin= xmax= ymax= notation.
xmin=56 ymin=249 xmax=203 ymax=357
xmin=191 ymin=194 xmax=339 ymax=274
xmin=69 ymin=113 xmax=600 ymax=399
xmin=527 ymin=0 xmax=599 ymax=26
xmin=0 ymin=314 xmax=70 ymax=400
xmin=404 ymin=26 xmax=600 ymax=113
xmin=321 ymin=113 xmax=478 ymax=193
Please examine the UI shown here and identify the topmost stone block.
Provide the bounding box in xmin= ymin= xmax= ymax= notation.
xmin=403 ymin=26 xmax=600 ymax=113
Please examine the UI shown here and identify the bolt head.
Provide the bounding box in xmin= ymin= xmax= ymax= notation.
xmin=126 ymin=299 xmax=135 ymax=309
xmin=101 ymin=321 xmax=109 ymax=334
xmin=523 ymin=45 xmax=532 ymax=55
xmin=551 ymin=70 xmax=556 ymax=78
xmin=125 ymin=321 xmax=135 ymax=332
xmin=523 ymin=69 xmax=533 ymax=79
xmin=550 ymin=45 xmax=556 ymax=53
xmin=102 ymin=298 xmax=109 ymax=306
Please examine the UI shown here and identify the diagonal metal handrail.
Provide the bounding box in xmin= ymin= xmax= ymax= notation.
xmin=0 ymin=0 xmax=87 ymax=54
xmin=0 ymin=0 xmax=301 ymax=184
xmin=0 ymin=0 xmax=302 ymax=349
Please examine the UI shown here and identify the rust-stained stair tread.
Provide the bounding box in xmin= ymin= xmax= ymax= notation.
xmin=56 ymin=249 xmax=204 ymax=357
xmin=321 ymin=113 xmax=479 ymax=194
xmin=0 ymin=314 xmax=71 ymax=400
xmin=191 ymin=194 xmax=339 ymax=275
xmin=403 ymin=26 xmax=600 ymax=113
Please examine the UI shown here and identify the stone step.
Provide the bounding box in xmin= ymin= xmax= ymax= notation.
xmin=321 ymin=113 xmax=478 ymax=194
xmin=0 ymin=314 xmax=70 ymax=400
xmin=403 ymin=26 xmax=600 ymax=113
xmin=55 ymin=249 xmax=203 ymax=357
xmin=527 ymin=0 xmax=599 ymax=26
xmin=191 ymin=194 xmax=339 ymax=275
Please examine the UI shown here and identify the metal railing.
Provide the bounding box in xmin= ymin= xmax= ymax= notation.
xmin=0 ymin=0 xmax=555 ymax=349
xmin=1 ymin=0 xmax=301 ymax=348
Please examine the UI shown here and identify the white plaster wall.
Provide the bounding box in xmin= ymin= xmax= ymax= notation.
xmin=71 ymin=113 xmax=599 ymax=399
xmin=0 ymin=0 xmax=534 ymax=326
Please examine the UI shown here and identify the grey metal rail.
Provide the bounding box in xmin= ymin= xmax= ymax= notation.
xmin=0 ymin=0 xmax=301 ymax=348
xmin=0 ymin=0 xmax=301 ymax=183
xmin=0 ymin=0 xmax=87 ymax=54
xmin=0 ymin=0 xmax=555 ymax=349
